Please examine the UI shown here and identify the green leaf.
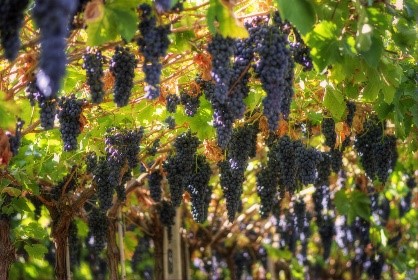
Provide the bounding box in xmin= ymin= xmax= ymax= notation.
xmin=306 ymin=21 xmax=340 ymax=71
xmin=277 ymin=0 xmax=315 ymax=35
xmin=86 ymin=10 xmax=118 ymax=46
xmin=335 ymin=190 xmax=350 ymax=216
xmin=24 ymin=244 xmax=48 ymax=260
xmin=363 ymin=69 xmax=381 ymax=101
xmin=107 ymin=5 xmax=137 ymax=42
xmin=360 ymin=35 xmax=383 ymax=68
xmin=380 ymin=229 xmax=388 ymax=247
xmin=351 ymin=191 xmax=371 ymax=221
xmin=207 ymin=0 xmax=249 ymax=38
xmin=323 ymin=88 xmax=345 ymax=120
xmin=1 ymin=187 xmax=21 ymax=197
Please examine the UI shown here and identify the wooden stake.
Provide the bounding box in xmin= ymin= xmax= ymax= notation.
xmin=118 ymin=208 xmax=126 ymax=280
xmin=163 ymin=207 xmax=183 ymax=279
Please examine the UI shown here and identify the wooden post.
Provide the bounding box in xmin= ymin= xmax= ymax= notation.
xmin=163 ymin=208 xmax=182 ymax=280
xmin=117 ymin=208 xmax=126 ymax=280
xmin=267 ymin=257 xmax=276 ymax=280
xmin=181 ymin=237 xmax=191 ymax=280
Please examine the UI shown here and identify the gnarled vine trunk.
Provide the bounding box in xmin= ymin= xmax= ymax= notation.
xmin=0 ymin=215 xmax=15 ymax=280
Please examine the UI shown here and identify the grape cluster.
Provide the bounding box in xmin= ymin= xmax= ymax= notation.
xmin=147 ymin=139 xmax=160 ymax=156
xmin=366 ymin=253 xmax=385 ymax=280
xmin=87 ymin=207 xmax=108 ymax=254
xmin=346 ymin=101 xmax=356 ymax=128
xmin=58 ymin=95 xmax=84 ymax=151
xmin=355 ymin=117 xmax=398 ymax=183
xmin=318 ymin=214 xmax=335 ymax=260
xmin=293 ymin=199 xmax=311 ymax=265
xmin=163 ymin=131 xmax=200 ymax=207
xmin=234 ymin=250 xmax=253 ymax=279
xmin=83 ymin=51 xmax=105 ymax=104
xmin=180 ymin=90 xmax=201 ymax=117
xmin=0 ymin=0 xmax=29 ymax=61
xmin=207 ymin=34 xmax=235 ymax=104
xmin=274 ymin=136 xmax=303 ymax=192
xmin=322 ymin=118 xmax=336 ymax=148
xmin=93 ymin=158 xmax=114 ymax=211
xmin=159 ymin=200 xmax=176 ymax=238
xmin=165 ymin=94 xmax=180 ymax=113
xmin=154 ymin=0 xmax=172 ymax=13
xmin=33 ymin=0 xmax=77 ymax=98
xmin=85 ymin=152 xmax=97 ymax=174
xmin=164 ymin=116 xmax=176 ymax=129
xmin=137 ymin=3 xmax=171 ymax=99
xmin=105 ymin=127 xmax=144 ymax=187
xmin=256 ymin=167 xmax=278 ymax=218
xmin=148 ymin=170 xmax=163 ymax=202
xmin=334 ymin=215 xmax=354 ymax=254
xmin=289 ymin=28 xmax=313 ymax=71
xmin=276 ymin=211 xmax=297 ymax=253
xmin=219 ymin=125 xmax=258 ymax=221
xmin=7 ymin=118 xmax=25 ymax=156
xmin=109 ymin=46 xmax=137 ymax=107
xmin=295 ymin=145 xmax=323 ymax=185
xmin=251 ymin=15 xmax=294 ymax=130
xmin=203 ymin=33 xmax=253 ymax=148
xmin=185 ymin=155 xmax=212 ymax=223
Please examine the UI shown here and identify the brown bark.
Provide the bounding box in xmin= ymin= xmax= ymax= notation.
xmin=0 ymin=216 xmax=16 ymax=280
xmin=106 ymin=217 xmax=120 ymax=280
xmin=54 ymin=233 xmax=68 ymax=280
xmin=152 ymin=223 xmax=164 ymax=280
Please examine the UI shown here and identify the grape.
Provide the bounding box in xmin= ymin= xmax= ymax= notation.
xmin=290 ymin=27 xmax=313 ymax=71
xmin=295 ymin=145 xmax=323 ymax=185
xmin=165 ymin=94 xmax=180 ymax=113
xmin=334 ymin=215 xmax=353 ymax=254
xmin=86 ymin=152 xmax=97 ymax=173
xmin=367 ymin=253 xmax=385 ymax=280
xmin=137 ymin=3 xmax=171 ymax=99
xmin=251 ymin=15 xmax=294 ymax=130
xmin=317 ymin=214 xmax=334 ymax=260
xmin=219 ymin=125 xmax=258 ymax=221
xmin=0 ymin=0 xmax=29 ymax=61
xmin=58 ymin=95 xmax=84 ymax=151
xmin=406 ymin=175 xmax=416 ymax=189
xmin=147 ymin=139 xmax=160 ymax=156
xmin=346 ymin=101 xmax=356 ymax=127
xmin=257 ymin=167 xmax=278 ymax=218
xmin=105 ymin=127 xmax=144 ymax=187
xmin=87 ymin=207 xmax=108 ymax=254
xmin=164 ymin=116 xmax=176 ymax=129
xmin=185 ymin=155 xmax=212 ymax=223
xmin=330 ymin=149 xmax=343 ymax=173
xmin=399 ymin=191 xmax=412 ymax=217
xmin=276 ymin=211 xmax=297 ymax=253
xmin=351 ymin=216 xmax=370 ymax=246
xmin=163 ymin=131 xmax=200 ymax=207
xmin=293 ymin=198 xmax=311 ymax=264
xmin=33 ymin=0 xmax=77 ymax=98
xmin=83 ymin=51 xmax=105 ymax=104
xmin=355 ymin=117 xmax=397 ymax=183
xmin=148 ymin=170 xmax=163 ymax=202
xmin=159 ymin=200 xmax=176 ymax=239
xmin=109 ymin=46 xmax=137 ymax=107
xmin=155 ymin=0 xmax=172 ymax=12
xmin=207 ymin=34 xmax=235 ymax=105
xmin=180 ymin=90 xmax=201 ymax=117
xmin=93 ymin=158 xmax=114 ymax=211
xmin=7 ymin=118 xmax=25 ymax=156
xmin=234 ymin=250 xmax=252 ymax=279
xmin=321 ymin=118 xmax=336 ymax=148
xmin=315 ymin=152 xmax=331 ymax=186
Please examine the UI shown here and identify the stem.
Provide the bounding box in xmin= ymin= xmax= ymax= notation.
xmin=0 ymin=215 xmax=16 ymax=280
xmin=66 ymin=237 xmax=71 ymax=280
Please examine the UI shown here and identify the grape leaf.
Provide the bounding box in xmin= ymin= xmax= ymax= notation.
xmin=24 ymin=244 xmax=48 ymax=260
xmin=277 ymin=0 xmax=315 ymax=35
